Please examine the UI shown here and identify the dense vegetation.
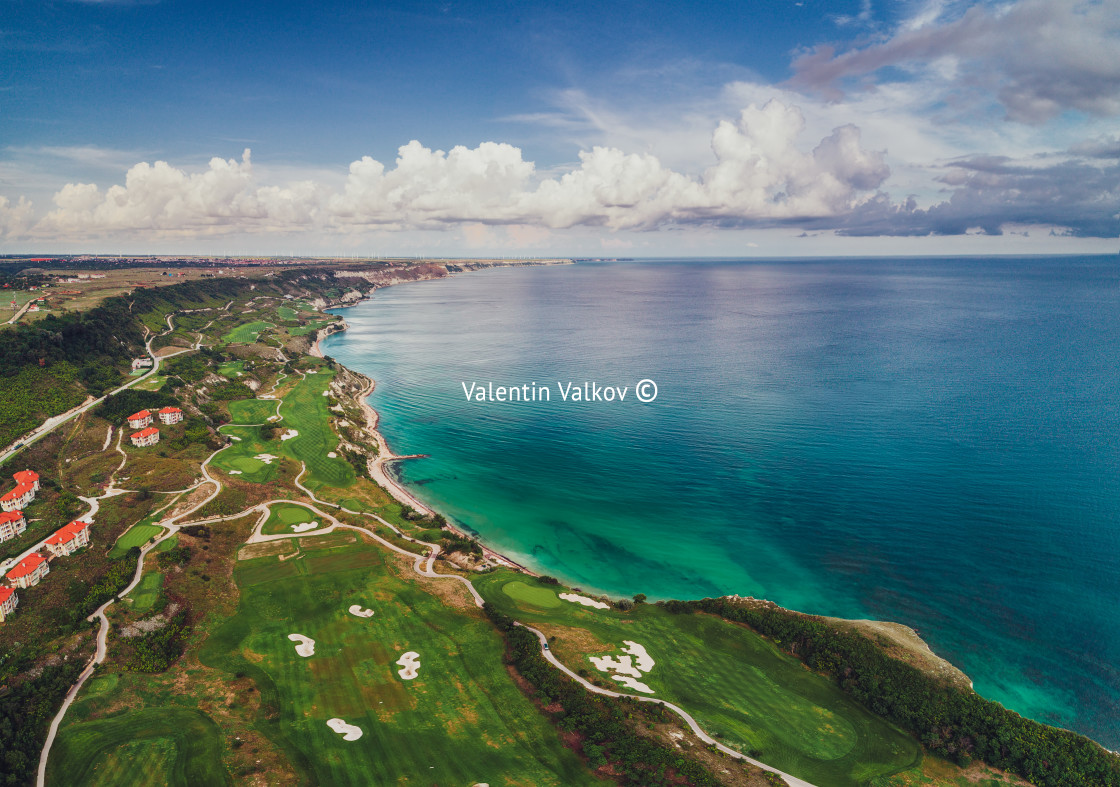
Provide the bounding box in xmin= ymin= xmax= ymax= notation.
xmin=120 ymin=611 xmax=190 ymax=673
xmin=0 ymin=661 xmax=84 ymax=785
xmin=93 ymin=389 xmax=179 ymax=423
xmin=483 ymin=603 xmax=729 ymax=786
xmin=688 ymin=598 xmax=1120 ymax=787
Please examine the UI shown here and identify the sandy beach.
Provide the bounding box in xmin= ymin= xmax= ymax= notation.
xmin=311 ymin=308 xmax=525 ymax=573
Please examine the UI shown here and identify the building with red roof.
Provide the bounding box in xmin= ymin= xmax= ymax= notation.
xmin=0 ymin=470 xmax=39 ymax=512
xmin=0 ymin=587 xmax=17 ymax=622
xmin=127 ymin=410 xmax=153 ymax=429
xmin=6 ymin=553 xmax=48 ymax=588
xmin=131 ymin=427 xmax=160 ymax=447
xmin=45 ymin=520 xmax=91 ymax=557
xmin=0 ymin=511 xmax=27 ymax=543
xmin=158 ymin=406 xmax=183 ymax=425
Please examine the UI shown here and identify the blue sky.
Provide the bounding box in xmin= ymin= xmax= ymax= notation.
xmin=1 ymin=0 xmax=1117 ymax=255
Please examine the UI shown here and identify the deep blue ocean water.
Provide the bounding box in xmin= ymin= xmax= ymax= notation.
xmin=322 ymin=256 xmax=1120 ymax=747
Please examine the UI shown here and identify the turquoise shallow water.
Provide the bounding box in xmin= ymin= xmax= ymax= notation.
xmin=322 ymin=256 xmax=1120 ymax=747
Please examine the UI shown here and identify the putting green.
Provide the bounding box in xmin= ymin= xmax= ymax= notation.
xmin=129 ymin=572 xmax=163 ymax=614
xmin=109 ymin=523 xmax=165 ymax=559
xmin=502 ymin=580 xmax=562 ymax=608
xmin=476 ymin=571 xmax=920 ymax=787
xmin=211 ymin=425 xmax=282 ymax=483
xmin=221 ymin=321 xmax=274 ymax=344
xmin=199 ymin=539 xmax=606 ymax=786
xmin=261 ymin=503 xmax=320 ymax=536
xmin=47 ymin=708 xmax=229 ymax=787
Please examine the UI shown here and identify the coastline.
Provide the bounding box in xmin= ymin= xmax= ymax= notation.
xmin=310 ymin=271 xmax=538 ymax=575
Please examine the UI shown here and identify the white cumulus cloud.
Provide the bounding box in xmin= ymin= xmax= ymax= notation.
xmin=3 ymin=101 xmax=891 ymax=241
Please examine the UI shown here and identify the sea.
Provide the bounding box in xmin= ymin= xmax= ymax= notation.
xmin=321 ymin=256 xmax=1120 ymax=748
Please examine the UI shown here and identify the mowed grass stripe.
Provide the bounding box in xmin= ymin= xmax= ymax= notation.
xmin=47 ymin=708 xmax=229 ymax=787
xmin=228 ymin=398 xmax=278 ymax=425
xmin=477 ymin=571 xmax=920 ymax=787
xmin=221 ymin=320 xmax=274 ymax=344
xmin=200 ymin=539 xmax=606 ymax=786
xmin=276 ymin=369 xmax=354 ymax=490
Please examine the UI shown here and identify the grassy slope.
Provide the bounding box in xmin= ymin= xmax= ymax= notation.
xmin=47 ymin=707 xmax=230 ymax=787
xmin=221 ymin=321 xmax=275 ymax=344
xmin=212 ymin=366 xmax=354 ymax=491
xmin=476 ymin=570 xmax=921 ymax=787
xmin=109 ymin=522 xmax=165 ymax=558
xmin=198 ymin=537 xmax=607 ymax=787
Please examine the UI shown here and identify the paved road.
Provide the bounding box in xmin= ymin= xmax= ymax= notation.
xmin=33 ymin=346 xmax=814 ymax=787
xmin=0 ymin=317 xmax=195 ymax=466
xmin=514 ymin=622 xmax=816 ymax=787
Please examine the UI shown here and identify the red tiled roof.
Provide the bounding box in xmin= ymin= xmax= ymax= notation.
xmin=0 ymin=511 xmax=25 ymax=524
xmin=159 ymin=406 xmax=182 ymax=414
xmin=0 ymin=587 xmax=13 ymax=604
xmin=7 ymin=553 xmax=45 ymax=579
xmin=46 ymin=520 xmax=90 ymax=546
xmin=127 ymin=410 xmax=152 ymax=421
xmin=133 ymin=427 xmax=159 ymax=439
xmin=0 ymin=482 xmax=33 ymax=502
xmin=12 ymin=470 xmax=38 ymax=485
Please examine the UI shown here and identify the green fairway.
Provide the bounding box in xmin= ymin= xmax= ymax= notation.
xmin=217 ymin=360 xmax=245 ymax=378
xmin=276 ymin=369 xmax=354 ymax=490
xmin=47 ymin=708 xmax=230 ymax=787
xmin=227 ymin=397 xmax=279 ymax=424
xmin=261 ymin=503 xmax=320 ymax=535
xmin=129 ymin=571 xmax=163 ymax=614
xmin=287 ymin=319 xmax=332 ymax=336
xmin=212 ymin=370 xmax=352 ymax=490
xmin=199 ymin=538 xmax=606 ymax=787
xmin=109 ymin=523 xmax=165 ymax=558
xmin=211 ymin=425 xmax=282 ymax=483
xmin=221 ymin=320 xmax=274 ymax=344
xmin=277 ymin=305 xmax=300 ymax=321
xmin=475 ymin=571 xmax=921 ymax=787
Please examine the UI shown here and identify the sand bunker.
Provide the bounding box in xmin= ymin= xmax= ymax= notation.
xmin=559 ymin=593 xmax=610 ymax=610
xmin=291 ymin=521 xmax=318 ymax=533
xmin=590 ymin=640 xmax=655 ymax=694
xmin=259 ymin=395 xmax=276 ymax=400
xmin=326 ymin=718 xmax=363 ymax=741
xmin=228 ymin=470 xmax=243 ymax=475
xmin=396 ymin=651 xmax=421 ymax=680
xmin=589 ymin=654 xmax=643 ymax=678
xmin=612 ymin=675 xmax=655 ymax=694
xmin=348 ymin=605 xmax=375 ymax=618
xmin=306 ymin=370 xmax=317 ymax=374
xmin=327 ymin=451 xmax=338 ymax=458
xmin=321 ymin=390 xmax=330 ymax=396
xmin=288 ymin=633 xmax=315 ymax=657
xmin=622 ymin=641 xmax=655 ymax=672
xmin=267 ymin=415 xmax=281 ymax=422
xmin=228 ymin=435 xmax=242 ymax=441
xmin=254 ymin=453 xmax=279 ymax=464
xmin=280 ymin=429 xmax=299 ymax=440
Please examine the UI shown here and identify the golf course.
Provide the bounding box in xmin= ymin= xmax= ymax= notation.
xmin=475 ymin=571 xmax=922 ymax=787
xmin=199 ymin=535 xmax=608 ymax=786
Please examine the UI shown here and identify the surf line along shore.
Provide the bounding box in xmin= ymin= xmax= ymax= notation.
xmin=310 ymin=318 xmax=531 ymax=575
